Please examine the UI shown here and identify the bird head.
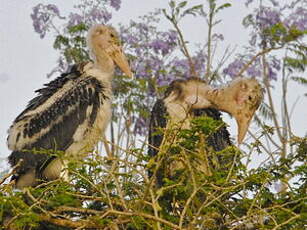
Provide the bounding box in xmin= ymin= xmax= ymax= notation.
xmin=87 ymin=24 xmax=133 ymax=78
xmin=163 ymin=77 xmax=262 ymax=144
xmin=216 ymin=78 xmax=263 ymax=144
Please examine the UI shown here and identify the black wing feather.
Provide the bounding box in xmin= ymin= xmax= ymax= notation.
xmin=148 ymin=99 xmax=168 ymax=158
xmin=193 ymin=108 xmax=231 ymax=151
xmin=148 ymin=100 xmax=232 ymax=185
xmin=9 ymin=65 xmax=106 ymax=177
xmin=148 ymin=101 xmax=231 ymax=158
xmin=15 ymin=65 xmax=81 ymax=122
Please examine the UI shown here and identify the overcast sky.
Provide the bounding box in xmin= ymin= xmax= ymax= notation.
xmin=0 ymin=0 xmax=306 ymax=170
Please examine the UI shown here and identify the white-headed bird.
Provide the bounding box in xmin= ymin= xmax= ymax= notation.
xmin=148 ymin=77 xmax=262 ymax=184
xmin=149 ymin=77 xmax=262 ymax=146
xmin=7 ymin=25 xmax=133 ymax=188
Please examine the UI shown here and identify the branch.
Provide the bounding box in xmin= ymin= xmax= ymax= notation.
xmin=165 ymin=15 xmax=197 ymax=78
xmin=40 ymin=215 xmax=92 ymax=228
xmin=205 ymin=3 xmax=214 ymax=80
xmin=271 ymin=214 xmax=301 ymax=230
xmin=236 ymin=46 xmax=282 ymax=77
xmin=0 ymin=159 xmax=23 ymax=185
xmin=101 ymin=210 xmax=184 ymax=230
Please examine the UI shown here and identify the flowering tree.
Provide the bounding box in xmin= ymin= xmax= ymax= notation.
xmin=0 ymin=0 xmax=306 ymax=229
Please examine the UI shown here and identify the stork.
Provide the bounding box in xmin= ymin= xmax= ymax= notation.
xmin=148 ymin=77 xmax=262 ymax=184
xmin=7 ymin=25 xmax=133 ymax=188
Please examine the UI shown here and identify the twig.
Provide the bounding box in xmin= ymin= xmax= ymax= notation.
xmin=102 ymin=133 xmax=112 ymax=158
xmin=101 ymin=210 xmax=184 ymax=230
xmin=179 ymin=184 xmax=204 ymax=228
xmin=236 ymin=46 xmax=281 ymax=77
xmin=55 ymin=206 xmax=102 ymax=215
xmin=0 ymin=159 xmax=23 ymax=185
xmin=271 ymin=214 xmax=301 ymax=230
xmin=40 ymin=215 xmax=92 ymax=228
xmin=149 ymin=188 xmax=162 ymax=230
xmin=205 ymin=1 xmax=214 ymax=80
xmin=248 ymin=130 xmax=276 ymax=164
xmin=164 ymin=12 xmax=197 ymax=78
xmin=262 ymin=49 xmax=285 ymax=155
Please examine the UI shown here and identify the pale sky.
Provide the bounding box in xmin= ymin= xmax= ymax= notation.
xmin=0 ymin=0 xmax=306 ymax=171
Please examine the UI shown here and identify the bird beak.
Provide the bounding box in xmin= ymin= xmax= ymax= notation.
xmin=231 ymin=81 xmax=262 ymax=145
xmin=203 ymin=78 xmax=262 ymax=145
xmin=235 ymin=111 xmax=254 ymax=145
xmin=105 ymin=45 xmax=133 ymax=78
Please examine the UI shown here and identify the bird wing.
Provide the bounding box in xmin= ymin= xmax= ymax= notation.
xmin=7 ymin=62 xmax=108 ymax=174
xmin=193 ymin=108 xmax=232 ymax=151
xmin=148 ymin=99 xmax=168 ymax=158
xmin=148 ymin=100 xmax=232 ymax=184
xmin=148 ymin=101 xmax=231 ymax=157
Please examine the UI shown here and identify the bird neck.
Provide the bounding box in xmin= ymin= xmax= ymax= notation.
xmin=204 ymin=85 xmax=236 ymax=114
xmin=94 ymin=51 xmax=115 ymax=77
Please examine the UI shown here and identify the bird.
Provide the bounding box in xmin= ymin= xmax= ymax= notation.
xmin=148 ymin=77 xmax=262 ymax=185
xmin=7 ymin=25 xmax=133 ymax=188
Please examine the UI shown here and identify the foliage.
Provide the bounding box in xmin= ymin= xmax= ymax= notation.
xmin=1 ymin=0 xmax=307 ymax=229
xmin=1 ymin=118 xmax=306 ymax=229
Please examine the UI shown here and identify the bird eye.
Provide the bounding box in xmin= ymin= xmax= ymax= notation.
xmin=248 ymin=96 xmax=252 ymax=101
xmin=110 ymin=33 xmax=115 ymax=38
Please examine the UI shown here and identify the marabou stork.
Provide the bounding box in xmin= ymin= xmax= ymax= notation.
xmin=148 ymin=77 xmax=262 ymax=184
xmin=7 ymin=25 xmax=133 ymax=188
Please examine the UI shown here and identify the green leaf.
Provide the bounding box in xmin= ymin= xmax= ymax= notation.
xmin=181 ymin=4 xmax=204 ymax=17
xmin=291 ymin=76 xmax=307 ymax=85
xmin=242 ymin=14 xmax=254 ymax=28
xmin=177 ymin=1 xmax=187 ymax=8
xmin=68 ymin=23 xmax=88 ymax=34
xmin=215 ymin=3 xmax=231 ymax=14
xmin=53 ymin=35 xmax=69 ymax=50
xmin=169 ymin=0 xmax=175 ymax=9
xmin=258 ymin=102 xmax=274 ymax=121
xmin=285 ymin=57 xmax=306 ymax=72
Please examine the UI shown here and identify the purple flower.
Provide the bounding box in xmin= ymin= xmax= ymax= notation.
xmin=138 ymin=23 xmax=149 ymax=33
xmin=150 ymin=39 xmax=170 ymax=55
xmin=171 ymin=58 xmax=190 ymax=77
xmin=110 ymin=0 xmax=121 ymax=11
xmin=156 ymin=75 xmax=175 ymax=86
xmin=246 ymin=0 xmax=279 ymax=7
xmin=246 ymin=65 xmax=261 ymax=77
xmin=223 ymin=59 xmax=245 ymax=78
xmin=224 ymin=55 xmax=280 ymax=80
xmin=68 ymin=13 xmax=83 ymax=27
xmin=256 ymin=6 xmax=281 ymax=29
xmin=46 ymin=4 xmax=61 ymax=17
xmin=163 ymin=30 xmax=178 ymax=43
xmin=134 ymin=116 xmax=150 ymax=136
xmin=270 ymin=57 xmax=281 ymax=71
xmin=148 ymin=31 xmax=177 ymax=56
xmin=193 ymin=51 xmax=206 ymax=76
xmin=284 ymin=7 xmax=307 ymax=31
xmin=31 ymin=4 xmax=64 ymax=38
xmin=89 ymin=8 xmax=112 ymax=23
xmin=268 ymin=66 xmax=277 ymax=80
xmin=122 ymin=34 xmax=138 ymax=45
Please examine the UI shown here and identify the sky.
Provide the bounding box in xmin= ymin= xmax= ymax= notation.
xmin=0 ymin=0 xmax=306 ymax=171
